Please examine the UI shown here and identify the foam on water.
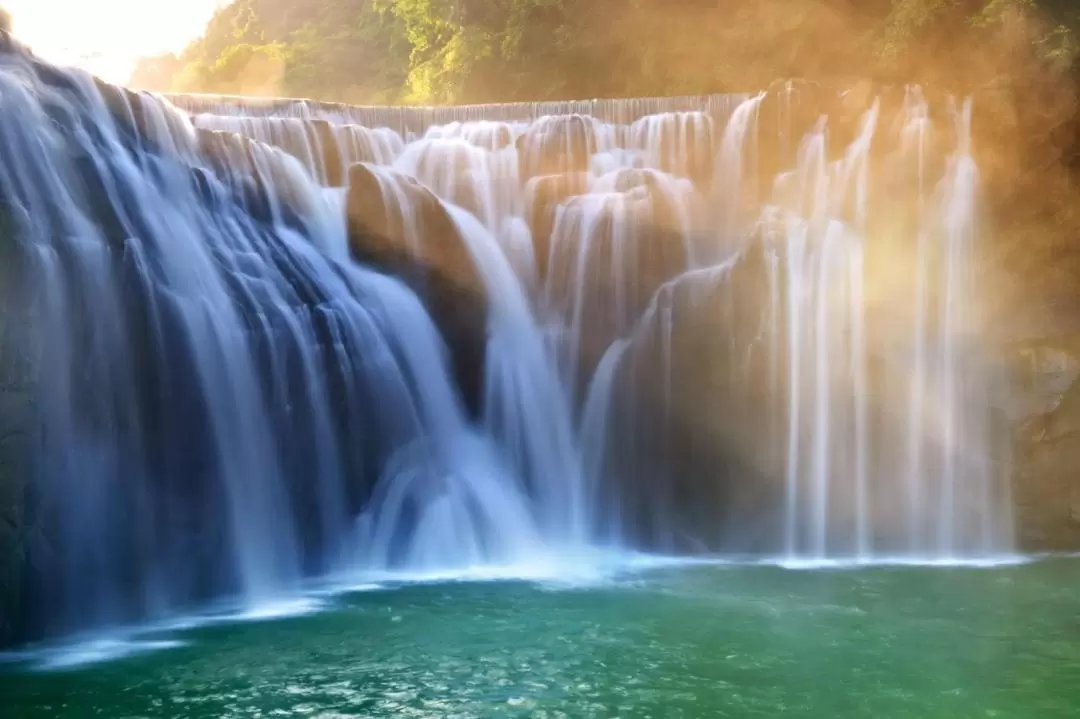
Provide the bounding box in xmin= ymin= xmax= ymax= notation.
xmin=0 ymin=595 xmax=332 ymax=672
xmin=330 ymin=547 xmax=689 ymax=588
xmin=232 ymin=597 xmax=329 ymax=622
xmin=0 ymin=551 xmax=1057 ymax=671
xmin=767 ymin=555 xmax=1033 ymax=571
xmin=0 ymin=636 xmax=188 ymax=672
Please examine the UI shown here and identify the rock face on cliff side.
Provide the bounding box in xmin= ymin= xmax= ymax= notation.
xmin=0 ymin=211 xmax=37 ymax=647
xmin=1003 ymin=337 xmax=1080 ymax=551
xmin=0 ymin=321 xmax=34 ymax=647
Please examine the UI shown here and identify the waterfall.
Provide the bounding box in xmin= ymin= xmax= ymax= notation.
xmin=776 ymin=101 xmax=879 ymax=559
xmin=0 ymin=36 xmax=1017 ymax=646
xmin=714 ymin=92 xmax=766 ymax=254
xmin=439 ymin=206 xmax=586 ymax=545
xmin=0 ymin=45 xmax=550 ymax=638
xmin=764 ymin=92 xmax=1008 ymax=559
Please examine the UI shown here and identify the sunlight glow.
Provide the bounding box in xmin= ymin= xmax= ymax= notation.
xmin=5 ymin=0 xmax=226 ymax=84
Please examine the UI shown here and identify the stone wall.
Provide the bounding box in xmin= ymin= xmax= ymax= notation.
xmin=1002 ymin=336 xmax=1080 ymax=551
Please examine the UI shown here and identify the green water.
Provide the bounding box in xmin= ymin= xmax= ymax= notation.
xmin=2 ymin=559 xmax=1079 ymax=718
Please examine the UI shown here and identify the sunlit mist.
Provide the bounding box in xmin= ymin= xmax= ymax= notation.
xmin=0 ymin=3 xmax=1078 ymax=715
xmin=4 ymin=0 xmax=224 ymax=83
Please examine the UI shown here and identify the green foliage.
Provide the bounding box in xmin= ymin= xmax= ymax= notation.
xmin=129 ymin=0 xmax=1080 ymax=105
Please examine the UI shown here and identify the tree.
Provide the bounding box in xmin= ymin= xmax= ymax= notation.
xmin=128 ymin=0 xmax=1080 ymax=107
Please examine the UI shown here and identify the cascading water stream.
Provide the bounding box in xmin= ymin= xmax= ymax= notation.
xmin=345 ymin=156 xmax=588 ymax=545
xmin=0 ymin=47 xmax=555 ymax=639
xmin=714 ymin=92 xmax=766 ymax=255
xmin=443 ymin=207 xmax=587 ymax=544
xmin=0 ymin=37 xmax=1018 ymax=649
xmin=393 ymin=136 xmax=537 ymax=284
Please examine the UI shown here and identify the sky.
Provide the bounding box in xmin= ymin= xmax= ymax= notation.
xmin=6 ymin=0 xmax=228 ymax=84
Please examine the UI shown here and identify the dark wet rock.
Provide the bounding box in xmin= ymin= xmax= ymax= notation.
xmin=600 ymin=233 xmax=782 ymax=552
xmin=346 ymin=163 xmax=488 ymax=418
xmin=0 ymin=208 xmax=39 ymax=647
xmin=543 ymin=169 xmax=698 ymax=382
xmin=524 ymin=172 xmax=588 ymax=280
xmin=312 ymin=120 xmax=345 ymax=187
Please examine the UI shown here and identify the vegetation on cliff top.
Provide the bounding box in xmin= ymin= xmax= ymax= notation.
xmin=127 ymin=1 xmax=1080 ymax=338
xmin=129 ymin=1 xmax=1080 ymax=105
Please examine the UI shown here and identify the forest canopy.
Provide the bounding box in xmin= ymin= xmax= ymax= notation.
xmin=128 ymin=0 xmax=1080 ymax=105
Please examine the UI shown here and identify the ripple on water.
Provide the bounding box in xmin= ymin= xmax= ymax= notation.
xmin=3 ymin=560 xmax=1080 ymax=717
xmin=0 ymin=552 xmax=1061 ymax=682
